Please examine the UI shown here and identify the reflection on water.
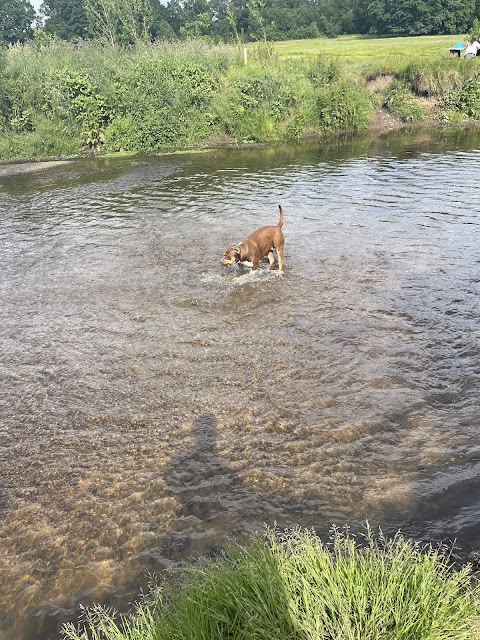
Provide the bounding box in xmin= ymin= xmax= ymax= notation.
xmin=1 ymin=127 xmax=480 ymax=639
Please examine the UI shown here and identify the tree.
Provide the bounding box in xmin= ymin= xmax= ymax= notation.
xmin=178 ymin=0 xmax=214 ymax=39
xmin=367 ymin=0 xmax=434 ymax=35
xmin=367 ymin=0 xmax=475 ymax=35
xmin=439 ymin=0 xmax=475 ymax=34
xmin=42 ymin=0 xmax=88 ymax=39
xmin=84 ymin=0 xmax=155 ymax=44
xmin=0 ymin=0 xmax=35 ymax=45
xmin=150 ymin=0 xmax=178 ymax=40
xmin=467 ymin=16 xmax=480 ymax=39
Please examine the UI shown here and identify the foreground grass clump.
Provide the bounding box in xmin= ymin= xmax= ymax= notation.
xmin=62 ymin=526 xmax=480 ymax=640
xmin=384 ymin=80 xmax=426 ymax=122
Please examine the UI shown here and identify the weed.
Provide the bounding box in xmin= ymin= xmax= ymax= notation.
xmin=443 ymin=77 xmax=480 ymax=119
xmin=316 ymin=80 xmax=373 ymax=132
xmin=61 ymin=527 xmax=480 ymax=640
xmin=385 ymin=80 xmax=426 ymax=122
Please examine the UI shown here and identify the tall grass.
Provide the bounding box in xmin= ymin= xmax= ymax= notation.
xmin=1 ymin=36 xmax=480 ymax=161
xmin=0 ymin=39 xmax=377 ymax=160
xmin=62 ymin=526 xmax=480 ymax=640
xmin=400 ymin=58 xmax=480 ymax=96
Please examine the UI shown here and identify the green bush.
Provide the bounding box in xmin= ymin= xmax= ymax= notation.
xmin=307 ymin=55 xmax=342 ymax=87
xmin=212 ymin=62 xmax=315 ymax=142
xmin=170 ymin=62 xmax=218 ymax=107
xmin=385 ymin=80 xmax=426 ymax=122
xmin=62 ymin=527 xmax=480 ymax=640
xmin=100 ymin=53 xmax=221 ymax=152
xmin=316 ymin=80 xmax=373 ymax=132
xmin=52 ymin=69 xmax=111 ymax=148
xmin=443 ymin=77 xmax=480 ymax=120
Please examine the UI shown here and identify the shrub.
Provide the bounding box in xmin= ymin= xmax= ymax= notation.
xmin=61 ymin=527 xmax=480 ymax=640
xmin=443 ymin=77 xmax=480 ymax=120
xmin=385 ymin=81 xmax=426 ymax=122
xmin=316 ymin=80 xmax=373 ymax=132
xmin=307 ymin=55 xmax=342 ymax=87
xmin=54 ymin=69 xmax=112 ymax=148
xmin=170 ymin=62 xmax=218 ymax=107
xmin=213 ymin=62 xmax=315 ymax=142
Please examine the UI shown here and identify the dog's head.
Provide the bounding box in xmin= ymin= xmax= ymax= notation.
xmin=220 ymin=245 xmax=242 ymax=266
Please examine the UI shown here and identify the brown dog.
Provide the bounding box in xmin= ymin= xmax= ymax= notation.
xmin=220 ymin=205 xmax=284 ymax=271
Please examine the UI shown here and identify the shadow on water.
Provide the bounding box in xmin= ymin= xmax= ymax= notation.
xmin=11 ymin=415 xmax=249 ymax=640
xmin=163 ymin=413 xmax=248 ymax=561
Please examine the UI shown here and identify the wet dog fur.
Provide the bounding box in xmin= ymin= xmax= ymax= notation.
xmin=220 ymin=205 xmax=284 ymax=271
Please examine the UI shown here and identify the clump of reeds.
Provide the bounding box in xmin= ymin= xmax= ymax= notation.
xmin=62 ymin=525 xmax=480 ymax=640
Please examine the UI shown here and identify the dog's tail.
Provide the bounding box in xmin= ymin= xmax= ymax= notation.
xmin=277 ymin=205 xmax=284 ymax=228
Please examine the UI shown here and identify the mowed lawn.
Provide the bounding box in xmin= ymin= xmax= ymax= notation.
xmin=269 ymin=33 xmax=465 ymax=70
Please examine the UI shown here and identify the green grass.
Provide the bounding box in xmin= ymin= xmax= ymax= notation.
xmin=271 ymin=33 xmax=465 ymax=62
xmin=61 ymin=526 xmax=480 ymax=640
xmin=269 ymin=33 xmax=479 ymax=80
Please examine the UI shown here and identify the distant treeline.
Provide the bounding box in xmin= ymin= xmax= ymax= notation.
xmin=2 ymin=0 xmax=480 ymax=48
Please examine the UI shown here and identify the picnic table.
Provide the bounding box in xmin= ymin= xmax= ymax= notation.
xmin=449 ymin=41 xmax=464 ymax=57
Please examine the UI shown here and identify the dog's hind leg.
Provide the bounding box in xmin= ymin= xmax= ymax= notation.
xmin=276 ymin=243 xmax=284 ymax=271
xmin=268 ymin=251 xmax=275 ymax=268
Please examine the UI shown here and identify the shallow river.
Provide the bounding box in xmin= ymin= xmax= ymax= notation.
xmin=1 ymin=128 xmax=480 ymax=639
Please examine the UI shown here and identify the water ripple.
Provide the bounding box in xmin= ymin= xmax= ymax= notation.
xmin=1 ymin=132 xmax=480 ymax=639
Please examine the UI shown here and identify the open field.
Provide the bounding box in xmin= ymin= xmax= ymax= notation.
xmin=270 ymin=33 xmax=466 ymax=70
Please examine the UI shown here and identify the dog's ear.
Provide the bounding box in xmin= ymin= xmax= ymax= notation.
xmin=236 ymin=245 xmax=245 ymax=260
xmin=228 ymin=245 xmax=242 ymax=260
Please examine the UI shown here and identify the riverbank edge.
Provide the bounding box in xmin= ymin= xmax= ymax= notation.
xmin=1 ymin=115 xmax=480 ymax=177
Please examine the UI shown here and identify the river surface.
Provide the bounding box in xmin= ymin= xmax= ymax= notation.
xmin=1 ymin=128 xmax=480 ymax=639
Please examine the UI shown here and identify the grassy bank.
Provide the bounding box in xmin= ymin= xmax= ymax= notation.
xmin=1 ymin=35 xmax=480 ymax=161
xmin=61 ymin=527 xmax=480 ymax=640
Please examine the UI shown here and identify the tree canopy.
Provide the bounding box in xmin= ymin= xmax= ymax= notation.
xmin=42 ymin=0 xmax=89 ymax=39
xmin=1 ymin=0 xmax=480 ymax=45
xmin=366 ymin=0 xmax=476 ymax=35
xmin=0 ymin=0 xmax=35 ymax=45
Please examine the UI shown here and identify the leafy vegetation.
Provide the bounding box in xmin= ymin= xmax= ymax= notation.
xmin=0 ymin=0 xmax=36 ymax=45
xmin=316 ymin=79 xmax=373 ymax=131
xmin=443 ymin=76 xmax=480 ymax=119
xmin=0 ymin=35 xmax=480 ymax=161
xmin=384 ymin=80 xmax=426 ymax=122
xmin=61 ymin=526 xmax=480 ymax=640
